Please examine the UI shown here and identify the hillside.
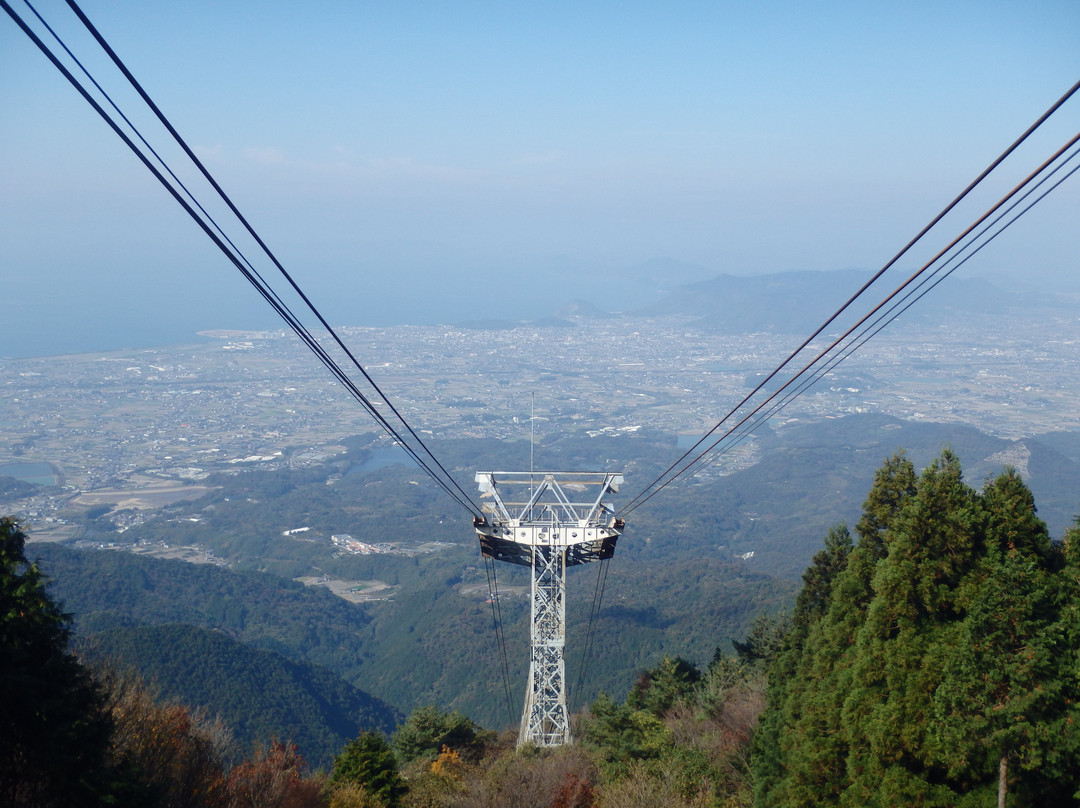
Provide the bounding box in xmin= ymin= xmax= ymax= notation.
xmin=68 ymin=415 xmax=1080 ymax=583
xmin=86 ymin=623 xmax=399 ymax=769
xmin=34 ymin=538 xmax=794 ymax=730
xmin=13 ymin=445 xmax=1080 ymax=806
xmin=35 ymin=542 xmax=379 ymax=680
xmin=29 ymin=412 xmax=1080 ymax=735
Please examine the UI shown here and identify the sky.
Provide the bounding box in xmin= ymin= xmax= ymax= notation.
xmin=1 ymin=0 xmax=1078 ymax=357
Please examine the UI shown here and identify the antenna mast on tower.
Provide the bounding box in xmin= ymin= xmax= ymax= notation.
xmin=473 ymin=470 xmax=624 ymax=746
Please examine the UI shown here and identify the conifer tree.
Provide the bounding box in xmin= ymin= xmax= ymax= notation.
xmin=627 ymin=656 xmax=702 ymax=716
xmin=854 ymin=451 xmax=920 ymax=560
xmin=1045 ymin=522 xmax=1080 ymax=803
xmin=331 ymin=732 xmax=407 ymax=808
xmin=391 ymin=704 xmax=484 ymax=764
xmin=582 ymin=691 xmax=673 ymax=771
xmin=752 ymin=453 xmax=1080 ymax=807
xmin=732 ymin=613 xmax=791 ymax=669
xmin=840 ymin=450 xmax=979 ymax=806
xmin=929 ymin=469 xmax=1064 ymax=805
xmin=0 ymin=517 xmax=116 ymax=808
xmin=751 ymin=524 xmax=850 ymax=806
xmin=753 ymin=453 xmax=917 ymax=807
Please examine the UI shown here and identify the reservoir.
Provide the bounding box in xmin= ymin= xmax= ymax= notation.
xmin=0 ymin=461 xmax=59 ymax=486
xmin=347 ymin=446 xmax=411 ymax=475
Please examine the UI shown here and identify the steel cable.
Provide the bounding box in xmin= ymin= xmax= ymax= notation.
xmin=620 ymin=80 xmax=1080 ymax=515
xmin=6 ymin=0 xmax=483 ymax=518
xmin=621 ymin=130 xmax=1080 ymax=516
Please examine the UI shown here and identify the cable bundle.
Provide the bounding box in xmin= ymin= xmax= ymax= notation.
xmin=619 ymin=81 xmax=1080 ymax=518
xmin=3 ymin=0 xmax=484 ymax=520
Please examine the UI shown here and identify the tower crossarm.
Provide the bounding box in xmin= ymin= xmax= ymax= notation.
xmin=475 ymin=471 xmax=624 ymax=526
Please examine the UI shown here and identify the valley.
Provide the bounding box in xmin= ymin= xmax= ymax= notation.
xmin=3 ymin=273 xmax=1079 ymax=739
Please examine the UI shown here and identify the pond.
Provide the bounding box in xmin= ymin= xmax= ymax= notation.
xmin=0 ymin=461 xmax=59 ymax=486
xmin=346 ymin=446 xmax=411 ymax=475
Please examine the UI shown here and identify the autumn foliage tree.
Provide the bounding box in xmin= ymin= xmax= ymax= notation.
xmin=0 ymin=516 xmax=328 ymax=808
xmin=227 ymin=740 xmax=324 ymax=808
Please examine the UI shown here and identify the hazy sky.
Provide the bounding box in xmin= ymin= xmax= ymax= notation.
xmin=2 ymin=1 xmax=1078 ymax=356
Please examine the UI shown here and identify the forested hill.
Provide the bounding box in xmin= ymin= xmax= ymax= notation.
xmin=35 ymin=542 xmax=379 ymax=680
xmin=29 ymin=413 xmax=1080 ymax=732
xmin=11 ymin=448 xmax=1080 ymax=805
xmin=33 ymin=539 xmax=794 ymax=730
xmin=86 ymin=623 xmax=398 ymax=769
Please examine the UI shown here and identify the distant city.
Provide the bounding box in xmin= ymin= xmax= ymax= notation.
xmin=3 ymin=298 xmax=1078 ymax=544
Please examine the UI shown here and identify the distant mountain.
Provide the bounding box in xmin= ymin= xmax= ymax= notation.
xmin=1033 ymin=431 xmax=1080 ymax=468
xmin=454 ymin=300 xmax=615 ymax=329
xmin=608 ymin=257 xmax=720 ymax=290
xmin=637 ymin=269 xmax=1063 ymax=334
xmin=454 ymin=316 xmax=576 ymax=330
xmin=553 ymin=299 xmax=614 ymax=318
xmin=86 ymin=623 xmax=399 ymax=769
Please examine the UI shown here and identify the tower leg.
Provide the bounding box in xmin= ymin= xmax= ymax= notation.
xmin=520 ymin=544 xmax=570 ymax=746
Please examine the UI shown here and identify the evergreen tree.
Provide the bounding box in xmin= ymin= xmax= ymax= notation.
xmin=581 ymin=692 xmax=673 ymax=772
xmin=626 ymin=656 xmax=702 ymax=717
xmin=928 ymin=469 xmax=1066 ymax=803
xmin=751 ymin=525 xmax=850 ymax=806
xmin=754 ymin=453 xmax=917 ymax=807
xmin=332 ymin=732 xmax=407 ymax=807
xmin=391 ymin=704 xmax=484 ymax=764
xmin=753 ymin=453 xmax=1080 ymax=807
xmin=731 ymin=613 xmax=791 ymax=670
xmin=1045 ymin=522 xmax=1080 ymax=804
xmin=840 ymin=450 xmax=980 ymax=806
xmin=854 ymin=451 xmax=919 ymax=560
xmin=790 ymin=525 xmax=852 ymax=638
xmin=0 ymin=517 xmax=116 ymax=807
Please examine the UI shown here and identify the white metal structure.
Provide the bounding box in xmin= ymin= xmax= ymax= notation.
xmin=473 ymin=471 xmax=624 ymax=746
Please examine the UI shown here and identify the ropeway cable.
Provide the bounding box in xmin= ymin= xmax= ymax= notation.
xmin=8 ymin=0 xmax=518 ymax=724
xmin=619 ymin=78 xmax=1080 ymax=517
xmin=702 ymin=141 xmax=1080 ymax=477
xmin=61 ymin=0 xmax=482 ymax=519
xmin=14 ymin=0 xmax=481 ymax=519
xmin=5 ymin=0 xmax=484 ymax=519
xmin=620 ymin=127 xmax=1080 ymax=517
xmin=482 ymin=555 xmax=516 ymax=724
xmin=712 ymin=143 xmax=1080 ymax=469
xmin=619 ymin=82 xmax=1080 ymax=516
xmin=573 ymin=555 xmax=612 ymax=709
xmin=717 ymin=136 xmax=1080 ymax=470
xmin=9 ymin=0 xmax=477 ymax=517
xmin=15 ymin=2 xmax=397 ymax=451
xmin=12 ymin=0 xmax=540 ymax=734
xmin=624 ymin=132 xmax=1080 ymax=515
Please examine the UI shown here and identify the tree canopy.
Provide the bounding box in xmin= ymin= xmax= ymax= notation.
xmin=752 ymin=453 xmax=1080 ymax=807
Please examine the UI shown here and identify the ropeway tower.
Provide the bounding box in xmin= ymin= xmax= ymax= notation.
xmin=473 ymin=471 xmax=625 ymax=747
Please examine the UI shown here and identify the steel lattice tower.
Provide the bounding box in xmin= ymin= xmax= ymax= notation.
xmin=473 ymin=471 xmax=624 ymax=746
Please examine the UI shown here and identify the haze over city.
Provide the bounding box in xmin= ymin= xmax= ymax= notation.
xmin=2 ymin=0 xmax=1078 ymax=358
